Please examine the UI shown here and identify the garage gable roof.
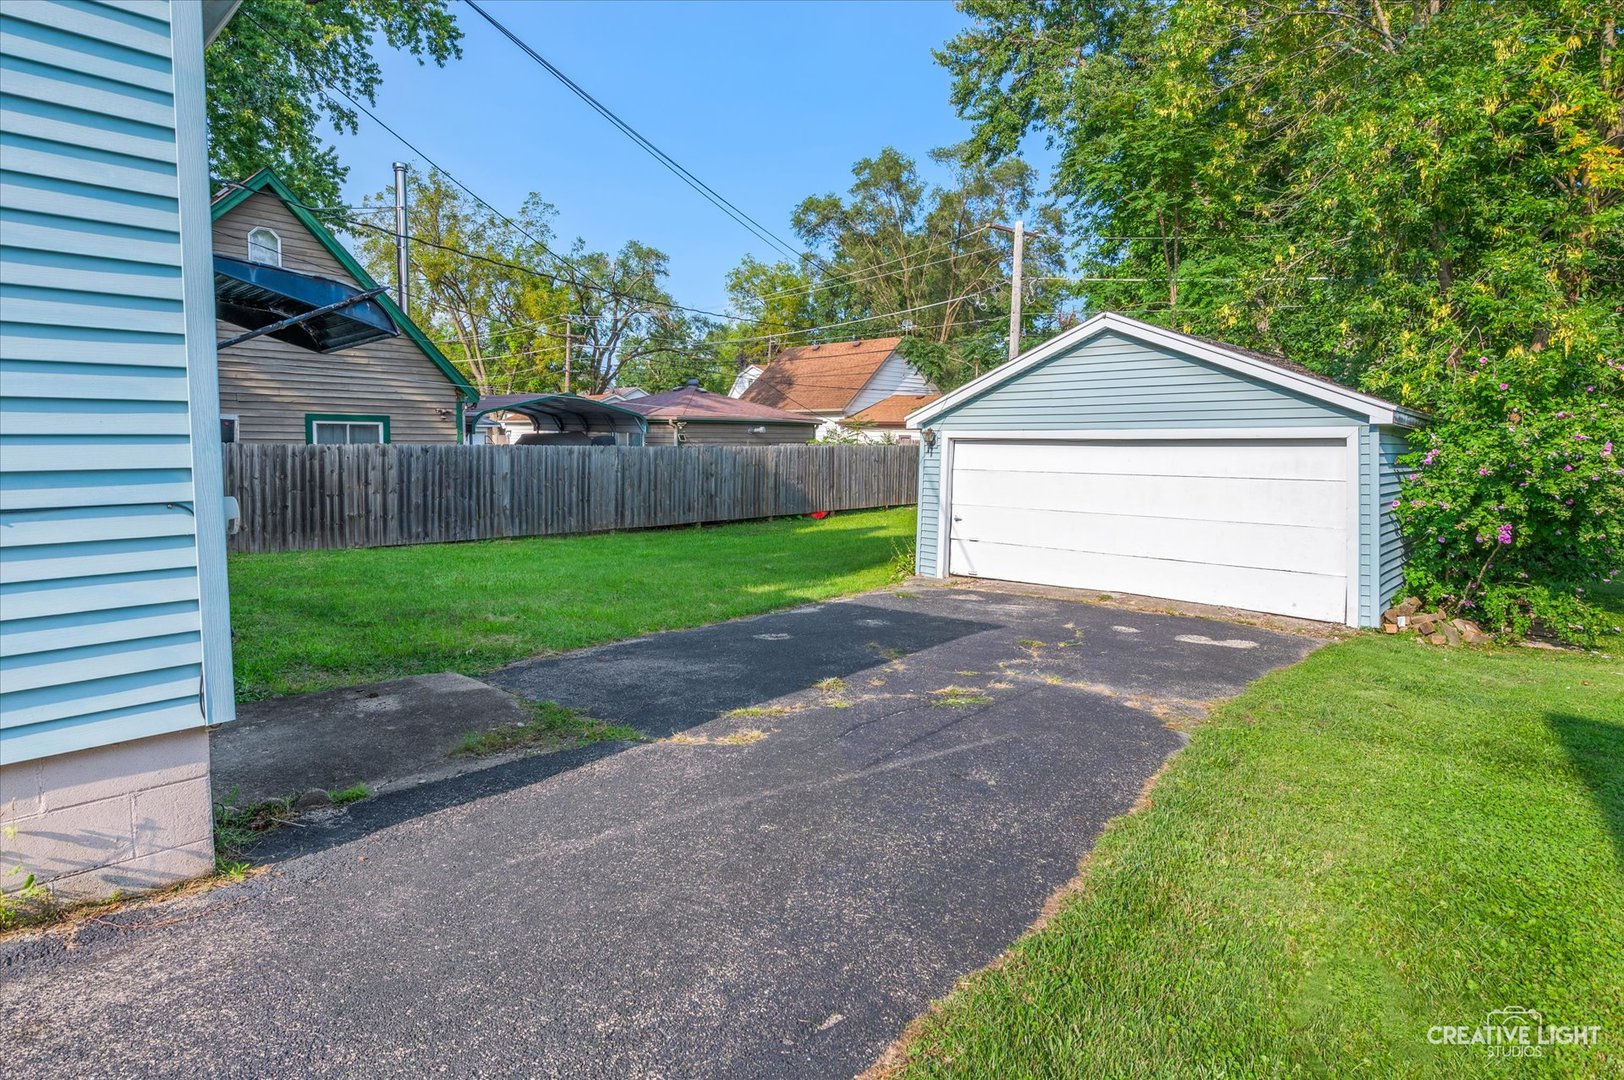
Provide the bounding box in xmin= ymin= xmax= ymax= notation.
xmin=906 ymin=313 xmax=1423 ymax=429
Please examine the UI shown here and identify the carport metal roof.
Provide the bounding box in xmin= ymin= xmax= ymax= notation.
xmin=214 ymin=255 xmax=398 ymax=353
xmin=466 ymin=394 xmax=649 ymax=440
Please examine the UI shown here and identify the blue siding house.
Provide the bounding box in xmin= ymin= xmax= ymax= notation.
xmin=1 ymin=0 xmax=236 ymax=899
xmin=907 ymin=313 xmax=1422 ymax=627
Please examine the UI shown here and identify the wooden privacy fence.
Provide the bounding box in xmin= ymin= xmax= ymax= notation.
xmin=224 ymin=442 xmax=919 ymax=553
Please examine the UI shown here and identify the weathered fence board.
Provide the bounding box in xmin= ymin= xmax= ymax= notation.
xmin=224 ymin=443 xmax=919 ymax=554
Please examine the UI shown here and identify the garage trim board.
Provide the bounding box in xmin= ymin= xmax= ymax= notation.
xmin=911 ymin=313 xmax=1426 ymax=431
xmin=906 ymin=314 xmax=1422 ymax=628
xmin=934 ymin=428 xmax=1363 ymax=625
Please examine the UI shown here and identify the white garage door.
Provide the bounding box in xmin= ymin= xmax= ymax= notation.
xmin=946 ymin=436 xmax=1353 ymax=623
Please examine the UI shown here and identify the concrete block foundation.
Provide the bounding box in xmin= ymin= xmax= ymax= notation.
xmin=1 ymin=728 xmax=214 ymax=902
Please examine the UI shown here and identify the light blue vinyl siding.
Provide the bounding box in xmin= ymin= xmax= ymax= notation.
xmin=1 ymin=0 xmax=218 ymax=763
xmin=915 ymin=329 xmax=1375 ymax=610
xmin=1375 ymin=428 xmax=1412 ymax=614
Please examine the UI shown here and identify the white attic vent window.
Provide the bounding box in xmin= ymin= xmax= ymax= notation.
xmin=247 ymin=227 xmax=282 ymax=267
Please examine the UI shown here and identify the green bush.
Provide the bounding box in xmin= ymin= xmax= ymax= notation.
xmin=1395 ymin=350 xmax=1623 ymax=645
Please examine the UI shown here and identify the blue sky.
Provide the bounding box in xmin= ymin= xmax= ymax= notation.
xmin=331 ymin=0 xmax=1054 ymax=316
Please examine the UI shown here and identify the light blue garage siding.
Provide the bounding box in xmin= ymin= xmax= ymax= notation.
xmin=1375 ymin=428 xmax=1412 ymax=616
xmin=914 ymin=329 xmax=1372 ymax=595
xmin=1 ymin=0 xmax=230 ymax=763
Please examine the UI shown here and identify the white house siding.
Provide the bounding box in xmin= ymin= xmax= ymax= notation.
xmin=846 ymin=352 xmax=932 ymax=415
xmin=0 ymin=1 xmax=224 ymax=898
xmin=914 ymin=329 xmax=1383 ymax=622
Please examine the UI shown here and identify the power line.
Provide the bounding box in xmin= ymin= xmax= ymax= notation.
xmin=347 ymin=213 xmax=1008 ymax=353
xmin=462 ymin=0 xmax=813 ymax=268
xmin=742 ymin=238 xmax=1004 ymax=309
xmin=237 ymin=7 xmax=652 ymax=316
xmin=752 ymin=224 xmax=996 ymax=300
xmin=342 ymin=215 xmax=750 ymax=323
xmin=240 ymin=7 xmax=1025 ymax=333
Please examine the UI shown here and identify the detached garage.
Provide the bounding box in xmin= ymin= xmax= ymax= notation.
xmin=906 ymin=313 xmax=1423 ymax=627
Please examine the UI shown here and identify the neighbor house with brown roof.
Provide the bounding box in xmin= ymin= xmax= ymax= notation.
xmin=617 ymin=380 xmax=820 ymax=445
xmin=735 ymin=337 xmax=937 ymax=442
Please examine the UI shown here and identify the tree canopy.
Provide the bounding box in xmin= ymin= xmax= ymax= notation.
xmin=708 ymin=145 xmax=1070 ymax=389
xmin=352 ymin=169 xmax=695 ymax=397
xmin=938 ymin=0 xmax=1621 ymax=408
xmin=205 ymin=0 xmax=462 ymax=207
xmin=940 ymin=0 xmax=1621 ymax=639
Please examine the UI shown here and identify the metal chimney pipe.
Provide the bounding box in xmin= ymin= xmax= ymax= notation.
xmin=392 ymin=161 xmax=409 ymax=313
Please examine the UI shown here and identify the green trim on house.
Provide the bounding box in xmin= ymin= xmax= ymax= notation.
xmin=212 ymin=169 xmax=478 ymax=405
xmin=305 ymin=413 xmax=392 ymax=444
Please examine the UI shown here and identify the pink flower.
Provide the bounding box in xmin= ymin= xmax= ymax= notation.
xmin=1390 ymin=499 xmax=1401 ymax=509
xmin=1477 ymin=356 xmax=1488 ymax=366
xmin=1499 ymin=383 xmax=1509 ymax=390
xmin=1564 ymin=464 xmax=1575 ymax=471
xmin=1478 ymin=467 xmax=1492 ymax=475
xmin=1604 ymin=441 xmax=1614 ymax=456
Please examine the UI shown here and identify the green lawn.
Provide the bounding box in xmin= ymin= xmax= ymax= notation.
xmin=228 ymin=507 xmax=913 ymax=700
xmin=887 ymin=630 xmax=1624 ymax=1078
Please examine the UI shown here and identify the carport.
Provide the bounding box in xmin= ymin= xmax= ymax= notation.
xmin=466 ymin=393 xmax=648 ymax=446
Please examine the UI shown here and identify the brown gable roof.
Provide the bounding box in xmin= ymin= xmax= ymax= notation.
xmin=846 ymin=393 xmax=941 ymax=427
xmin=614 ymin=384 xmax=818 ymax=424
xmin=740 ymin=337 xmax=903 ymax=413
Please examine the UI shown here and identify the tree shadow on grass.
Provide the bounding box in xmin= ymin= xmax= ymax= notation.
xmin=1547 ymin=712 xmax=1624 ymax=866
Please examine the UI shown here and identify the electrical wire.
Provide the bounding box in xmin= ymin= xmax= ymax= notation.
xmin=462 ymin=0 xmax=814 ymax=268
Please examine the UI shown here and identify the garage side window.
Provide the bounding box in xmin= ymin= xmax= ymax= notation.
xmin=247 ymin=227 xmax=281 ymax=267
xmin=306 ymin=413 xmax=390 ymax=444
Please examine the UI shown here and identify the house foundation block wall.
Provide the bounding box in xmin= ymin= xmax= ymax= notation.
xmin=1 ymin=730 xmax=214 ymax=902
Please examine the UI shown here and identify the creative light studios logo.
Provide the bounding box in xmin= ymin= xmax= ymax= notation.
xmin=1428 ymin=1006 xmax=1604 ymax=1059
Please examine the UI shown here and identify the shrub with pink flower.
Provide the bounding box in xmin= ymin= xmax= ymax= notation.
xmin=1395 ymin=349 xmax=1623 ymax=645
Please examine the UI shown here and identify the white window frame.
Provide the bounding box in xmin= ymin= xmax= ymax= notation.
xmin=307 ymin=416 xmax=388 ymax=445
xmin=247 ymin=226 xmax=282 ymax=267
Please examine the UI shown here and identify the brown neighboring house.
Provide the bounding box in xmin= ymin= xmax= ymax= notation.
xmin=737 ymin=336 xmax=937 ymax=441
xmin=616 ymin=380 xmax=820 ymax=445
xmin=844 ymin=392 xmax=941 ymax=440
xmin=211 ymin=170 xmax=476 ymax=444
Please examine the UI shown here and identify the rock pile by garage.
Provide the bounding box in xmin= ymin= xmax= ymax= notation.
xmin=1382 ymin=596 xmax=1490 ymax=645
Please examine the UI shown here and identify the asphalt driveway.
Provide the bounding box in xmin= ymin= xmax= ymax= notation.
xmin=1 ymin=585 xmax=1319 ymax=1078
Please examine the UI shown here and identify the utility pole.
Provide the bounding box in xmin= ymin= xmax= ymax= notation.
xmin=562 ymin=315 xmax=571 ymax=394
xmin=392 ymin=162 xmax=409 ymax=313
xmin=988 ymin=220 xmax=1038 ymax=362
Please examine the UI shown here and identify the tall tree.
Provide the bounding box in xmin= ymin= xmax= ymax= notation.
xmin=557 ymin=241 xmax=701 ymax=395
xmin=938 ymin=0 xmax=1623 ymax=407
xmin=709 ymin=145 xmax=1068 ymax=388
xmin=205 ymin=0 xmax=461 ymax=207
xmin=354 ymin=170 xmax=568 ymax=396
xmin=354 ymin=170 xmax=700 ymax=396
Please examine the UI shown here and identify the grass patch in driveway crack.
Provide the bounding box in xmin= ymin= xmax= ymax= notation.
xmin=454 ymin=700 xmax=644 ymax=757
xmin=723 ymin=704 xmax=797 ymax=719
xmin=930 ymin=685 xmax=994 ymax=708
xmin=664 ymin=728 xmax=770 ymax=746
